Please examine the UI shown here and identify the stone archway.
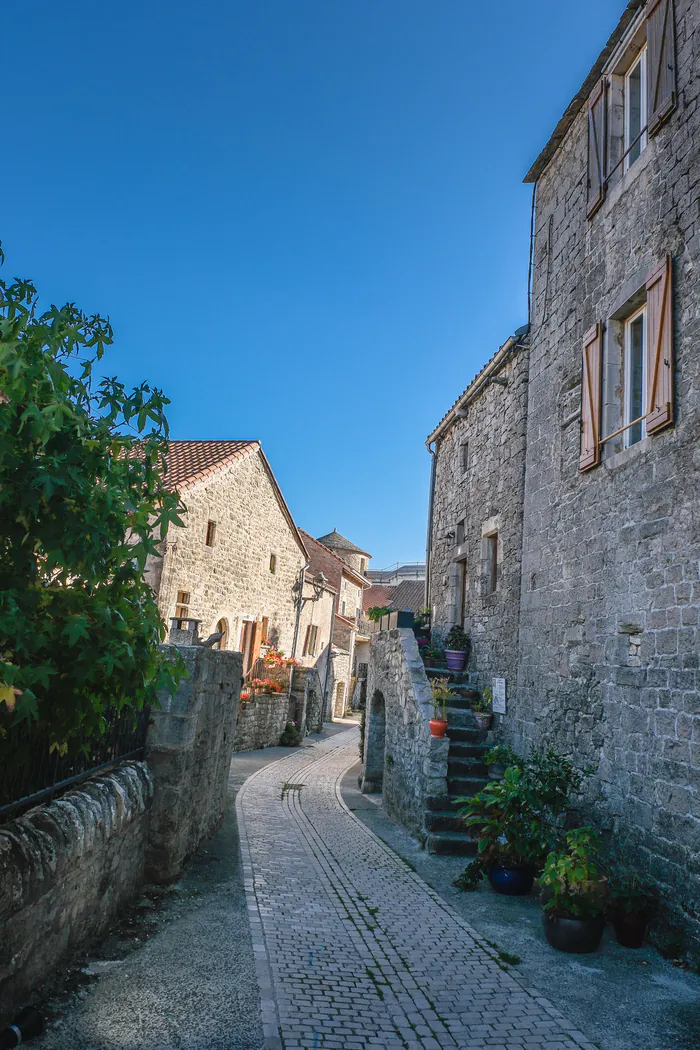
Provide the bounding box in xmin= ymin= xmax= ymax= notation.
xmin=213 ymin=618 xmax=229 ymax=650
xmin=361 ymin=690 xmax=386 ymax=794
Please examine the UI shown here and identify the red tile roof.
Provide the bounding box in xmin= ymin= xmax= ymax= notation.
xmin=165 ymin=440 xmax=258 ymax=490
xmin=362 ymin=585 xmax=395 ymax=613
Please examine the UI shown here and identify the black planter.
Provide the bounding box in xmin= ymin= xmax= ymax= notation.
xmin=487 ymin=865 xmax=535 ymax=896
xmin=611 ymin=911 xmax=647 ymax=948
xmin=542 ymin=912 xmax=606 ymax=954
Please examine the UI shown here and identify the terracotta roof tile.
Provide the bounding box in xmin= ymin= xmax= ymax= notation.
xmin=165 ymin=440 xmax=258 ymax=490
xmin=362 ymin=585 xmax=395 ymax=613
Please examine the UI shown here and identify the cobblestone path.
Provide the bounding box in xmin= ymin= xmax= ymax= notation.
xmin=237 ymin=728 xmax=597 ymax=1050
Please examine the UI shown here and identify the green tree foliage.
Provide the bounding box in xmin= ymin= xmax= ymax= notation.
xmin=0 ymin=246 xmax=185 ymax=749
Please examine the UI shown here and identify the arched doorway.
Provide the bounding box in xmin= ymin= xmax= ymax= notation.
xmin=213 ymin=618 xmax=228 ymax=650
xmin=361 ymin=690 xmax=386 ymax=794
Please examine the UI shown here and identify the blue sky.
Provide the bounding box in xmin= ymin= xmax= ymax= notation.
xmin=5 ymin=1 xmax=622 ymax=567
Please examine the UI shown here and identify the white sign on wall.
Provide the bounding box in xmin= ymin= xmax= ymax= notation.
xmin=492 ymin=677 xmax=507 ymax=715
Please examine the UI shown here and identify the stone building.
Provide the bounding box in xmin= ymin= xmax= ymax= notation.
xmin=146 ymin=440 xmax=309 ymax=672
xmin=424 ymin=0 xmax=700 ymax=944
xmin=426 ymin=328 xmax=530 ymax=690
xmin=301 ymin=530 xmax=372 ymax=717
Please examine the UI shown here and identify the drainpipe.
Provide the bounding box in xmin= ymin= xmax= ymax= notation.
xmin=288 ymin=561 xmax=309 ymax=698
xmin=424 ymin=440 xmax=437 ymax=610
xmin=322 ymin=599 xmax=337 ymax=722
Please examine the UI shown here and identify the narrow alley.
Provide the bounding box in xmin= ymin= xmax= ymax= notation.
xmin=239 ymin=728 xmax=593 ymax=1050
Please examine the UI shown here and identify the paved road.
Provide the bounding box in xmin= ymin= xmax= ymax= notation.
xmin=238 ymin=727 xmax=597 ymax=1050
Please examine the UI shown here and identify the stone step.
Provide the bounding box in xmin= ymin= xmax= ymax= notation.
xmin=442 ymin=695 xmax=477 ymax=711
xmin=424 ymin=666 xmax=476 ymax=685
xmin=425 ymin=831 xmax=478 ymax=857
xmin=445 ymin=726 xmax=487 ymax=744
xmin=448 ymin=742 xmax=489 ymax=760
xmin=424 ymin=807 xmax=467 ymax=833
xmin=447 ymin=775 xmax=488 ymax=797
xmin=445 ymin=707 xmax=484 ymax=729
xmin=447 ymin=757 xmax=488 ymax=778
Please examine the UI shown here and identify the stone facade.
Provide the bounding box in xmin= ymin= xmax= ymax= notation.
xmin=0 ymin=762 xmax=153 ymax=1024
xmin=364 ymin=628 xmax=448 ymax=839
xmin=147 ymin=645 xmax=242 ymax=881
xmin=426 ymin=0 xmax=700 ymax=948
xmin=147 ymin=445 xmax=307 ymax=662
xmin=428 ymin=340 xmax=530 ymax=693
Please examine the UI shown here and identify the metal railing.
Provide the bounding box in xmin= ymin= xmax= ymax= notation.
xmin=0 ymin=706 xmax=151 ymax=823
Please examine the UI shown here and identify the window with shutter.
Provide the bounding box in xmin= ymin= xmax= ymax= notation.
xmin=587 ymin=78 xmax=607 ymax=218
xmin=646 ymin=0 xmax=676 ymax=135
xmin=580 ymin=323 xmax=603 ymax=471
xmin=645 ymin=254 xmax=674 ymax=433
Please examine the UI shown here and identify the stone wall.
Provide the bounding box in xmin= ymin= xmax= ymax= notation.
xmin=429 ymin=343 xmax=530 ymax=693
xmin=364 ymin=629 xmax=448 ymax=839
xmin=146 ymin=447 xmax=306 ymax=656
xmin=513 ymin=0 xmax=700 ymax=946
xmin=147 ymin=645 xmax=241 ymax=882
xmin=0 ymin=762 xmax=153 ymax=1023
xmin=234 ymin=692 xmax=292 ymax=752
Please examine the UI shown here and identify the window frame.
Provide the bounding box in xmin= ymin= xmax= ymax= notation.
xmin=623 ymin=44 xmax=648 ymax=173
xmin=269 ymin=553 xmax=277 ymax=575
xmin=623 ymin=303 xmax=647 ymax=448
xmin=205 ymin=520 xmax=217 ymax=547
xmin=175 ymin=589 xmax=191 ymax=619
xmin=485 ymin=534 xmax=498 ymax=595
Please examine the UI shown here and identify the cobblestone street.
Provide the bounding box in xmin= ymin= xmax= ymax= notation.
xmin=238 ymin=727 xmax=597 ymax=1050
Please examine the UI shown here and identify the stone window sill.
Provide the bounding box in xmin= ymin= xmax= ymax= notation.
xmin=602 ymin=434 xmax=653 ymax=471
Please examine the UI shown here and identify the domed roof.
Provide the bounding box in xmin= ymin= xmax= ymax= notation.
xmin=316 ymin=529 xmax=371 ymax=558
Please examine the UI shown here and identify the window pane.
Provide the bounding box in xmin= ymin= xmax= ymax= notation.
xmin=628 ymin=313 xmax=645 ymax=445
xmin=627 ymin=59 xmax=642 ymax=164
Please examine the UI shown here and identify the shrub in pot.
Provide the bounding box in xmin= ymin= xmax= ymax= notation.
xmin=455 ymin=747 xmax=590 ymax=896
xmin=472 ymin=691 xmax=493 ymax=731
xmin=607 ymin=861 xmax=657 ymax=948
xmin=429 ymin=677 xmax=454 ymax=737
xmin=444 ymin=625 xmax=470 ymax=672
xmin=485 ymin=743 xmax=521 ymax=781
xmin=540 ymin=827 xmax=607 ymax=953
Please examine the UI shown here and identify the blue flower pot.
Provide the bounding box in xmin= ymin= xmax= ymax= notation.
xmin=487 ymin=865 xmax=535 ymax=896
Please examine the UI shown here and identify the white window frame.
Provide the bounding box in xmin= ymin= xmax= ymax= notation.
xmin=624 ymin=45 xmax=647 ymax=173
xmin=623 ymin=303 xmax=647 ymax=448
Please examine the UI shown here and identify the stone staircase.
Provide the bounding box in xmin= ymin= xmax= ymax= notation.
xmin=423 ymin=666 xmax=490 ymax=855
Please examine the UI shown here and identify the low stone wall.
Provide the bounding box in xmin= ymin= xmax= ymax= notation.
xmin=364 ymin=628 xmax=449 ymax=839
xmin=0 ymin=762 xmax=152 ymax=1023
xmin=234 ymin=691 xmax=292 ymax=752
xmin=147 ymin=645 xmax=241 ymax=882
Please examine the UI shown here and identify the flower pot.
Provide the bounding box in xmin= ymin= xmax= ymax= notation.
xmin=423 ymin=656 xmax=435 ymax=668
xmin=445 ymin=649 xmax=467 ymax=672
xmin=487 ymin=865 xmax=535 ymax=896
xmin=611 ymin=912 xmax=647 ymax=949
xmin=429 ymin=718 xmax=448 ymax=738
xmin=542 ymin=912 xmax=606 ymax=954
xmin=473 ymin=712 xmax=493 ymax=731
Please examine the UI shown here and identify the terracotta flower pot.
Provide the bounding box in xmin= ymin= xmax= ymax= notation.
xmin=611 ymin=912 xmax=647 ymax=948
xmin=429 ymin=718 xmax=448 ymax=738
xmin=473 ymin=712 xmax=493 ymax=731
xmin=423 ymin=656 xmax=435 ymax=668
xmin=542 ymin=912 xmax=606 ymax=954
xmin=445 ymin=649 xmax=467 ymax=672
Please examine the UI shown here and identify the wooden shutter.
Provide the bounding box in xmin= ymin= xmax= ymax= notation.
xmin=302 ymin=624 xmax=311 ymax=657
xmin=647 ymin=0 xmax=676 ymax=135
xmin=587 ymin=78 xmax=607 ymax=218
xmin=580 ymin=322 xmax=603 ymax=472
xmin=646 ymin=254 xmax=674 ymax=433
xmin=251 ymin=620 xmax=264 ymax=664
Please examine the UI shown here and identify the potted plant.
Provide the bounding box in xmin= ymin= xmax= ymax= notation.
xmin=472 ymin=690 xmax=493 ymax=731
xmin=485 ymin=743 xmax=521 ymax=781
xmin=456 ymin=747 xmax=590 ymax=896
xmin=607 ymin=863 xmax=657 ymax=948
xmin=540 ymin=827 xmax=608 ymax=954
xmin=422 ymin=643 xmax=445 ymax=669
xmin=429 ymin=677 xmax=453 ymax=737
xmin=444 ymin=625 xmax=470 ymax=672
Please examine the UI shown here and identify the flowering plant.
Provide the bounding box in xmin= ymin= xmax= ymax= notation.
xmin=249 ymin=677 xmax=283 ymax=694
